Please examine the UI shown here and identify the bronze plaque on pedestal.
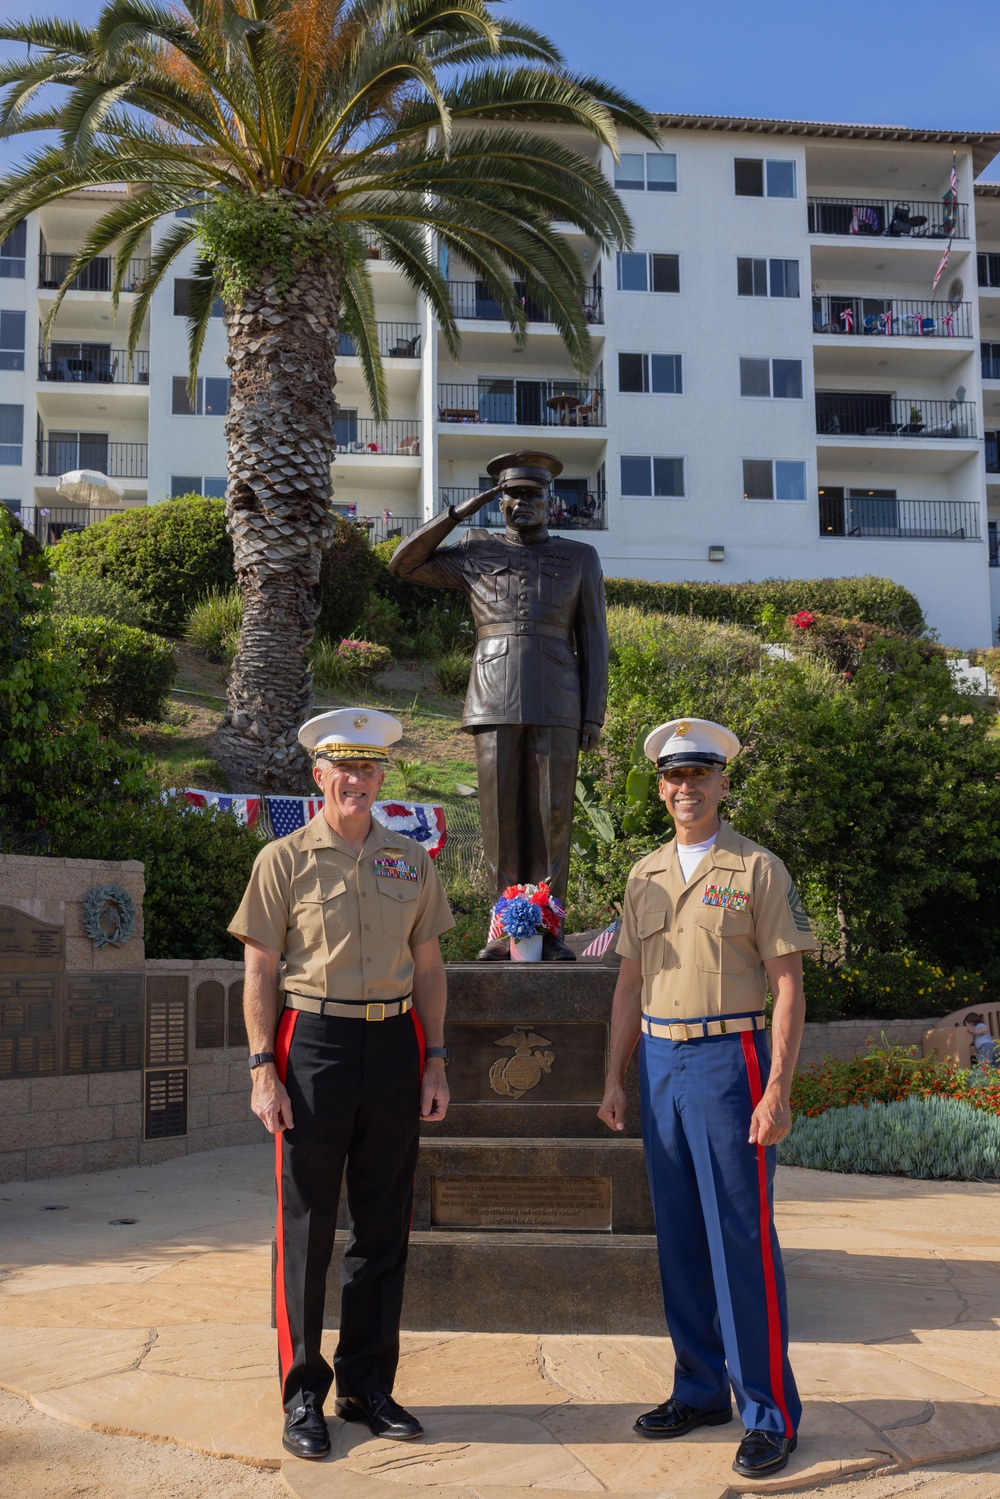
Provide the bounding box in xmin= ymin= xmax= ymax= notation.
xmin=444 ymin=1022 xmax=607 ymax=1105
xmin=431 ymin=1174 xmax=611 ymax=1231
xmin=0 ymin=903 xmax=65 ymax=972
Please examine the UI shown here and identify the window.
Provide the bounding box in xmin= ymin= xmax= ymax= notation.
xmin=0 ymin=222 xmax=26 ymax=278
xmin=739 ymin=357 xmax=803 ymax=399
xmin=173 ymin=279 xmax=224 ymax=318
xmin=0 ymin=404 xmax=24 ymax=464
xmin=618 ymin=353 xmax=683 ymax=394
xmin=737 ymin=258 xmax=799 ymax=298
xmin=171 ymin=475 xmax=226 ymax=497
xmin=614 ymin=153 xmax=677 ymax=192
xmin=171 ymin=375 xmax=230 ymax=415
xmin=334 ymin=408 xmax=359 ymax=446
xmin=734 ymin=158 xmax=796 ymax=198
xmin=0 ymin=311 xmax=25 ymax=370
xmin=620 ymin=454 xmax=685 ymax=497
xmin=616 ymin=252 xmax=680 ymax=293
xmin=742 ymin=458 xmax=807 ymax=501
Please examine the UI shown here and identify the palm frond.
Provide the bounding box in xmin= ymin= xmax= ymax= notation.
xmin=184 ymin=257 xmax=225 ymax=402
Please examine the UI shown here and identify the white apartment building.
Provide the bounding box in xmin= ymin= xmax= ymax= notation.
xmin=3 ymin=116 xmax=1000 ymax=646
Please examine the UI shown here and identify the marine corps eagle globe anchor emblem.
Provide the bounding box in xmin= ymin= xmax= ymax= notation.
xmin=489 ymin=1029 xmax=555 ymax=1098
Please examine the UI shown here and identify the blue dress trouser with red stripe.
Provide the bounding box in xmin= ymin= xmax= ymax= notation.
xmin=640 ymin=1028 xmax=801 ymax=1438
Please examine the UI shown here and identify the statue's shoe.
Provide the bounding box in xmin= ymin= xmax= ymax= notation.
xmin=542 ymin=930 xmax=576 ymax=961
xmin=476 ymin=937 xmax=510 ymax=961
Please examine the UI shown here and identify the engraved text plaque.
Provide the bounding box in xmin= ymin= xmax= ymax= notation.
xmin=0 ymin=902 xmax=66 ymax=972
xmin=431 ymin=1174 xmax=611 ymax=1231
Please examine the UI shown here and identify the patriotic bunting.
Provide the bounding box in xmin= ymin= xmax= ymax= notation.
xmin=265 ymin=796 xmax=326 ymax=837
xmin=177 ymin=789 xmax=262 ymax=826
xmin=371 ymin=801 xmax=447 ymax=858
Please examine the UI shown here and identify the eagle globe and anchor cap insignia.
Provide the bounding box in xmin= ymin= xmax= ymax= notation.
xmin=354 ymin=714 xmax=368 ymax=728
xmin=489 ymin=1029 xmax=555 ymax=1099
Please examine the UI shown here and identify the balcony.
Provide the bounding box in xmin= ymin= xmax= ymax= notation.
xmin=337 ymin=323 xmax=421 ymax=359
xmin=448 ymin=280 xmax=604 ymax=326
xmin=332 ymin=417 xmax=420 ymax=456
xmin=38 ymin=254 xmax=150 ymax=292
xmin=438 ymin=381 xmax=605 ymax=427
xmin=38 ymin=347 xmax=150 ymax=385
xmin=440 ymin=483 xmax=607 ymax=531
xmin=816 ymin=394 xmax=976 ymax=440
xmin=819 ymin=494 xmax=981 ymax=540
xmin=338 ymin=513 xmax=424 ymax=544
xmin=813 ymin=297 xmax=971 ymax=339
xmin=36 ymin=440 xmax=148 ymax=479
xmin=8 ymin=503 xmax=128 ymax=543
xmin=807 ymin=198 xmax=967 ymax=239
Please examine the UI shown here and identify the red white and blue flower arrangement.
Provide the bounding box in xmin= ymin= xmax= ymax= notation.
xmin=489 ymin=882 xmax=565 ymax=959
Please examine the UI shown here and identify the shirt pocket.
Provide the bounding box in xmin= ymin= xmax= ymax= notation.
xmin=292 ymin=876 xmax=349 ymax=954
xmin=482 ymin=561 xmax=511 ymax=601
xmin=539 ymin=558 xmax=572 ymax=607
xmin=376 ymin=875 xmax=421 ymax=942
xmin=692 ymin=908 xmax=754 ymax=975
xmin=637 ymin=903 xmax=669 ymax=977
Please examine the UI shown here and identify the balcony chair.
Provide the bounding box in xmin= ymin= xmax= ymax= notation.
xmin=574 ymin=389 xmax=601 ymax=426
xmin=389 ymin=336 xmax=419 ymax=358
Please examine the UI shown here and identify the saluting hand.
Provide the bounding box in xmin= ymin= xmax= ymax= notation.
xmin=252 ymin=1065 xmax=295 ymax=1134
xmin=748 ymin=1085 xmax=792 ymax=1148
xmin=420 ymin=1058 xmax=449 ymax=1122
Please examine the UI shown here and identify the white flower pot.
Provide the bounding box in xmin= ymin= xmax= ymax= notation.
xmin=510 ymin=933 xmax=544 ymax=962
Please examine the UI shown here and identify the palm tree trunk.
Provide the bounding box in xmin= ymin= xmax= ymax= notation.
xmin=217 ymin=265 xmax=340 ymax=792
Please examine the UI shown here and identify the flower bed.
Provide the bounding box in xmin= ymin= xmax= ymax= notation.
xmin=790 ymin=1039 xmax=1000 ymax=1120
xmin=778 ymin=1095 xmax=1000 ymax=1180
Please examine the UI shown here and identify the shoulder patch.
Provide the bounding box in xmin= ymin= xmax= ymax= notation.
xmin=786 ymin=880 xmax=812 ymax=933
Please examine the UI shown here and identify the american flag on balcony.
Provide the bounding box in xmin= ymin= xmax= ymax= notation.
xmin=849 ymin=206 xmax=880 ymax=235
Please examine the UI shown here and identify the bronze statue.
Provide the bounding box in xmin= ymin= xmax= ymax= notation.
xmin=389 ymin=451 xmax=609 ymax=960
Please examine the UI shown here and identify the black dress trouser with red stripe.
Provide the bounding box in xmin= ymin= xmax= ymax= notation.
xmin=274 ymin=1004 xmax=424 ymax=1412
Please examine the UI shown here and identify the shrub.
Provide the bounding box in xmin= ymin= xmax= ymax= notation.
xmin=604 ymin=574 xmax=925 ymax=634
xmin=803 ymin=953 xmax=990 ymax=1023
xmin=778 ymin=1096 xmax=1000 ymax=1179
xmin=438 ymin=869 xmax=491 ymax=961
xmin=185 ymin=587 xmax=243 ymax=665
xmin=7 ymin=510 xmax=48 ymax=579
xmin=50 ymin=615 xmax=177 ymax=732
xmin=789 ymin=1039 xmax=977 ymax=1119
xmin=969 ymin=646 xmax=1000 ymax=698
xmin=316 ymin=516 xmax=380 ymax=640
xmin=311 ymin=636 xmax=390 ymax=690
xmin=435 ymin=649 xmax=472 ymax=696
xmin=786 ymin=611 xmax=941 ymax=679
xmin=48 ymin=495 xmax=234 ymax=632
xmin=51 ymin=571 xmax=144 ymax=626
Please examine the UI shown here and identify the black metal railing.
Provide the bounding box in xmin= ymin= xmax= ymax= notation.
xmin=337 ymin=322 xmax=421 ymax=359
xmin=35 ymin=441 xmax=148 ymax=478
xmin=816 ymin=395 xmax=976 ymax=439
xmin=339 ymin=514 xmax=424 ymax=544
xmin=437 ymin=381 xmax=605 ymax=427
xmin=807 ymin=197 xmax=968 ymax=240
xmin=439 ymin=485 xmax=608 ymax=531
xmin=819 ymin=495 xmax=981 ymax=540
xmin=986 ymin=431 xmax=999 ymax=473
xmin=6 ymin=504 xmax=128 ymax=543
xmin=448 ymin=280 xmax=604 ymax=325
xmin=38 ymin=348 xmax=150 ymax=384
xmin=813 ymin=297 xmax=971 ymax=339
xmin=332 ymin=418 xmax=421 ymax=455
xmin=38 ymin=253 xmax=150 ymax=292
xmin=979 ymin=253 xmax=1000 ymax=289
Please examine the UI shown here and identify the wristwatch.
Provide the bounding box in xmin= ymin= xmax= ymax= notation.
xmin=248 ymin=1052 xmax=276 ymax=1070
xmin=425 ymin=1046 xmax=449 ymax=1063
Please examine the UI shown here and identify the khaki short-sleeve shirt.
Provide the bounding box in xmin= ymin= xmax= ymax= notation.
xmin=616 ymin=821 xmax=816 ymax=1020
xmin=228 ymin=812 xmax=455 ymax=1002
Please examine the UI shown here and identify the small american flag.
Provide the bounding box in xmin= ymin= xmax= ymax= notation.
xmin=180 ymin=790 xmax=261 ymax=826
xmin=581 ymin=920 xmax=620 ymax=959
xmin=266 ymin=797 xmax=325 ymax=837
xmin=931 ymin=244 xmax=951 ymax=293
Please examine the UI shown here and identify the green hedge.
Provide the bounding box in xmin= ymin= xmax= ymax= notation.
xmin=50 ymin=615 xmax=177 ymax=732
xmin=803 ymin=954 xmax=990 ymax=1023
xmin=603 ymin=575 xmax=925 ymax=634
xmin=778 ymin=1095 xmax=1000 ymax=1179
xmin=49 ymin=495 xmax=234 ymax=632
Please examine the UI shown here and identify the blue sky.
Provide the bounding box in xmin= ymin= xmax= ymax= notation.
xmin=3 ymin=0 xmax=999 ymax=176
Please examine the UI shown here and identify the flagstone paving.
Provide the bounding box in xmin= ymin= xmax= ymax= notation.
xmin=1 ymin=1146 xmax=999 ymax=1498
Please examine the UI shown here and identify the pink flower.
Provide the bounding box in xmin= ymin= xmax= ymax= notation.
xmin=792 ymin=610 xmax=815 ymax=629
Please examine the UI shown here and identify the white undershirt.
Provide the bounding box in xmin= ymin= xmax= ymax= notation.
xmin=675 ymin=832 xmax=719 ymax=883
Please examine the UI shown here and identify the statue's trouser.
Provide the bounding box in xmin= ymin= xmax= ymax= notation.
xmin=473 ymin=724 xmax=579 ymax=912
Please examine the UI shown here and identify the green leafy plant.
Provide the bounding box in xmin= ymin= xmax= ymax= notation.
xmin=778 ymin=1095 xmax=1000 ymax=1180
xmin=185 ymin=587 xmax=243 ymax=666
xmin=789 ymin=1036 xmax=1000 ymax=1120
xmin=603 ymin=575 xmax=925 ymax=634
xmin=435 ymin=650 xmax=472 ymax=697
xmin=51 ymin=571 xmax=144 ymax=627
xmin=572 ymin=769 xmax=617 ymax=866
xmin=395 ymin=758 xmax=426 ymax=795
xmin=50 ymin=615 xmax=177 ymax=732
xmin=803 ymin=954 xmax=990 ymax=1023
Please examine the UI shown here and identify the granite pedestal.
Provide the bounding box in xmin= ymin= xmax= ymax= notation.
xmin=320 ymin=964 xmax=664 ymax=1334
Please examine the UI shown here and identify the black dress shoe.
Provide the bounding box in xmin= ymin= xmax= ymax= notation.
xmin=732 ymin=1429 xmax=798 ymax=1477
xmin=282 ymin=1403 xmax=331 ymax=1460
xmin=476 ymin=937 xmax=510 ymax=961
xmin=335 ymin=1391 xmax=424 ymax=1441
xmin=633 ymin=1397 xmax=733 ymax=1439
xmin=541 ymin=930 xmax=577 ymax=961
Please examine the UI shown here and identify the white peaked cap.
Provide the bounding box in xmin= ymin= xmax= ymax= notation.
xmin=644 ymin=717 xmax=741 ymax=770
xmin=298 ymin=707 xmax=403 ymax=762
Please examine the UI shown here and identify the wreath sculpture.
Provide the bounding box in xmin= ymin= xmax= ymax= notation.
xmin=82 ymin=885 xmax=137 ymax=949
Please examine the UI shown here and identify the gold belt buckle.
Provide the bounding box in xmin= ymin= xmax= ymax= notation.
xmin=669 ymin=1022 xmax=690 ymax=1042
xmin=366 ymin=1002 xmax=386 ymax=1022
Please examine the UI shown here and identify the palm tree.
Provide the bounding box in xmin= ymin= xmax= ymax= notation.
xmin=0 ymin=0 xmax=655 ymax=791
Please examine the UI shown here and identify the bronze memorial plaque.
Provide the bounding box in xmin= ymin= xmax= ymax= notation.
xmin=444 ymin=1022 xmax=606 ymax=1105
xmin=0 ymin=903 xmax=65 ymax=973
xmin=431 ymin=1174 xmax=612 ymax=1232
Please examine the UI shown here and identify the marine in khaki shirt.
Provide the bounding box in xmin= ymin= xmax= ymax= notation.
xmin=599 ymin=719 xmax=814 ymax=1483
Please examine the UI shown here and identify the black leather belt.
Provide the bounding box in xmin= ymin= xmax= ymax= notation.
xmin=284 ymin=993 xmax=412 ymax=1021
xmin=477 ymin=623 xmax=571 ymax=642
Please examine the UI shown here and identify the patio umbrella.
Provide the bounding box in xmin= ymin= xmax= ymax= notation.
xmin=55 ymin=469 xmax=125 ymax=507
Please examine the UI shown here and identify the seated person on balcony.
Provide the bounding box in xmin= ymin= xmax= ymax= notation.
xmin=581 ymin=494 xmax=597 ymax=523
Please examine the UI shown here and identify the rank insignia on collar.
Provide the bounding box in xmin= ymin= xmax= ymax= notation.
xmin=374 ymin=856 xmax=418 ymax=881
xmin=703 ymin=883 xmax=750 ymax=912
